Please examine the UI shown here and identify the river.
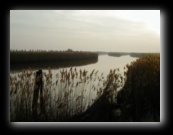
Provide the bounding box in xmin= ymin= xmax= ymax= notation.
xmin=11 ymin=54 xmax=138 ymax=76
xmin=10 ymin=55 xmax=138 ymax=120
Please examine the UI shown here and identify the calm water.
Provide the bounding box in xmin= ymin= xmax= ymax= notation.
xmin=10 ymin=54 xmax=138 ymax=102
xmin=41 ymin=55 xmax=138 ymax=81
xmin=44 ymin=55 xmax=138 ymax=92
xmin=74 ymin=55 xmax=138 ymax=76
xmin=10 ymin=55 xmax=138 ymax=118
xmin=10 ymin=55 xmax=138 ymax=79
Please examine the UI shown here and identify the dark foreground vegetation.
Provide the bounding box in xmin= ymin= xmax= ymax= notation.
xmin=10 ymin=50 xmax=98 ymax=64
xmin=69 ymin=54 xmax=160 ymax=122
xmin=10 ymin=53 xmax=160 ymax=122
xmin=117 ymin=54 xmax=160 ymax=121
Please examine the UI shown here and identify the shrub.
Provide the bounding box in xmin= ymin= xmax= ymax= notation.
xmin=117 ymin=54 xmax=160 ymax=121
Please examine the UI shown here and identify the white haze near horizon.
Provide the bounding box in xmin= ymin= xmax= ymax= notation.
xmin=10 ymin=10 xmax=160 ymax=52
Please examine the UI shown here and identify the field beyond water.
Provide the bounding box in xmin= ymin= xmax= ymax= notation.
xmin=10 ymin=52 xmax=160 ymax=122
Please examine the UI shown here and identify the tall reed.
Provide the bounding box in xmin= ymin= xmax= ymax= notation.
xmin=10 ymin=67 xmax=123 ymax=122
xmin=117 ymin=54 xmax=160 ymax=121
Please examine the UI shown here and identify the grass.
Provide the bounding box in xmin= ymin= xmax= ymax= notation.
xmin=10 ymin=53 xmax=160 ymax=122
xmin=10 ymin=67 xmax=123 ymax=122
xmin=71 ymin=53 xmax=160 ymax=122
xmin=117 ymin=54 xmax=160 ymax=122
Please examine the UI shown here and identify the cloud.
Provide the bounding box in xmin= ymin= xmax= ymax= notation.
xmin=10 ymin=10 xmax=160 ymax=52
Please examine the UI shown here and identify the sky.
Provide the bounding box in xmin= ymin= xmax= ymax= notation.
xmin=10 ymin=10 xmax=160 ymax=52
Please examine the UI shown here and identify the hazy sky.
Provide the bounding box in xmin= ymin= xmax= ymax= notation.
xmin=10 ymin=10 xmax=160 ymax=52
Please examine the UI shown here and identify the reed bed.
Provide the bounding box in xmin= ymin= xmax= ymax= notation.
xmin=117 ymin=54 xmax=160 ymax=121
xmin=10 ymin=53 xmax=160 ymax=122
xmin=10 ymin=67 xmax=123 ymax=122
xmin=10 ymin=50 xmax=98 ymax=64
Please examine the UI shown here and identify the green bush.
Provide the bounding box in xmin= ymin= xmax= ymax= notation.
xmin=117 ymin=54 xmax=160 ymax=121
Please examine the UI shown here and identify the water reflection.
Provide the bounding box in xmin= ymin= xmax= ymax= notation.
xmin=77 ymin=55 xmax=138 ymax=76
xmin=10 ymin=55 xmax=138 ymax=77
xmin=10 ymin=55 xmax=138 ymax=121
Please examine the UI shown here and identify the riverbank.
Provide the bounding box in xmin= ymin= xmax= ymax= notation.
xmin=10 ymin=54 xmax=160 ymax=122
xmin=10 ymin=50 xmax=98 ymax=64
xmin=108 ymin=52 xmax=159 ymax=58
xmin=68 ymin=54 xmax=160 ymax=122
xmin=10 ymin=58 xmax=98 ymax=72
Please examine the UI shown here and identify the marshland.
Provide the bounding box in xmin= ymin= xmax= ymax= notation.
xmin=10 ymin=50 xmax=160 ymax=122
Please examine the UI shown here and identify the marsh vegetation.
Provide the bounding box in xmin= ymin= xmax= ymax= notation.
xmin=117 ymin=54 xmax=160 ymax=121
xmin=10 ymin=67 xmax=124 ymax=121
xmin=10 ymin=51 xmax=160 ymax=122
xmin=10 ymin=50 xmax=98 ymax=64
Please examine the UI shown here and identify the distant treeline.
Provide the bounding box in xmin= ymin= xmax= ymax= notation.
xmin=108 ymin=52 xmax=160 ymax=57
xmin=10 ymin=50 xmax=98 ymax=64
xmin=108 ymin=52 xmax=129 ymax=57
xmin=96 ymin=51 xmax=108 ymax=55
